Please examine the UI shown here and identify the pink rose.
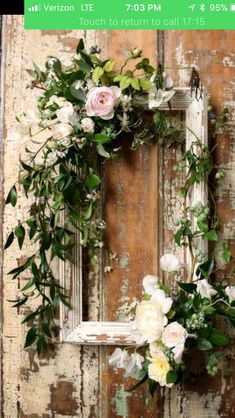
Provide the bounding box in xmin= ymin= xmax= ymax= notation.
xmin=85 ymin=86 xmax=121 ymax=120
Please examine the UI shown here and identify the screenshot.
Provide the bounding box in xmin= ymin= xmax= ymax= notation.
xmin=0 ymin=1 xmax=235 ymax=417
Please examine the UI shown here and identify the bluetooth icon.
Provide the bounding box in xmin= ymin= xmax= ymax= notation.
xmin=200 ymin=3 xmax=206 ymax=12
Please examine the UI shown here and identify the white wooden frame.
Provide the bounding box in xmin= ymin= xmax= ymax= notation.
xmin=60 ymin=88 xmax=208 ymax=345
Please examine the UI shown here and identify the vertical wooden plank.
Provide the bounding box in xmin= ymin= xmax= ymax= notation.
xmin=2 ymin=19 xmax=100 ymax=418
xmin=163 ymin=30 xmax=235 ymax=418
xmin=96 ymin=30 xmax=162 ymax=418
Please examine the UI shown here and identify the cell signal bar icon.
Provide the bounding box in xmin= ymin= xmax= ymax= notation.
xmin=28 ymin=5 xmax=40 ymax=12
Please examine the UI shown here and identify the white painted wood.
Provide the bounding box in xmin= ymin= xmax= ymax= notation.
xmin=60 ymin=88 xmax=208 ymax=344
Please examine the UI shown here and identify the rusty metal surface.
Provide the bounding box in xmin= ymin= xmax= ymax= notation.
xmin=2 ymin=20 xmax=235 ymax=418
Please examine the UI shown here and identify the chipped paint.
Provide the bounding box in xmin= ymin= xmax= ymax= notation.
xmin=113 ymin=385 xmax=131 ymax=417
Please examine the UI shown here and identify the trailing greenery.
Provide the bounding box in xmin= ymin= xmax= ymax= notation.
xmin=5 ymin=39 xmax=231 ymax=369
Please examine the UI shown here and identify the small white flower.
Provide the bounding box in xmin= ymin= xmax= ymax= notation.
xmin=56 ymin=102 xmax=74 ymax=124
xmin=73 ymin=80 xmax=83 ymax=90
xmin=108 ymin=348 xmax=130 ymax=368
xmin=120 ymin=94 xmax=133 ymax=112
xmin=125 ymin=353 xmax=144 ymax=373
xmin=162 ymin=322 xmax=187 ymax=350
xmin=148 ymin=87 xmax=175 ymax=110
xmin=104 ymin=266 xmax=112 ymax=273
xmin=225 ymin=286 xmax=235 ymax=303
xmin=45 ymin=152 xmax=58 ymax=167
xmin=160 ymin=253 xmax=181 ymax=272
xmin=81 ymin=117 xmax=95 ymax=133
xmin=196 ymin=279 xmax=217 ymax=300
xmin=163 ymin=73 xmax=174 ymax=89
xmin=142 ymin=275 xmax=158 ymax=295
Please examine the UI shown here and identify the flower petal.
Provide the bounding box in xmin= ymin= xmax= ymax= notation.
xmin=142 ymin=275 xmax=158 ymax=295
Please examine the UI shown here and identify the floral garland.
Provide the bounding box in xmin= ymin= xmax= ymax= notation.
xmin=4 ymin=39 xmax=233 ymax=391
xmin=109 ymin=255 xmax=235 ymax=390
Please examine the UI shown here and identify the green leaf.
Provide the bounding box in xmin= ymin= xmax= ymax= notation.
xmin=130 ymin=78 xmax=140 ymax=90
xmin=120 ymin=76 xmax=131 ymax=90
xmin=9 ymin=296 xmax=28 ymax=308
xmin=76 ymin=38 xmax=85 ymax=54
xmin=21 ymin=309 xmax=40 ymax=324
xmin=197 ymin=338 xmax=213 ymax=351
xmin=96 ymin=143 xmax=110 ymax=159
xmin=103 ymin=60 xmax=115 ymax=72
xmin=6 ymin=185 xmax=17 ymax=207
xmin=209 ymin=329 xmax=230 ymax=347
xmin=177 ymin=282 xmax=196 ymax=294
xmin=94 ymin=133 xmax=111 ymax=144
xmin=4 ymin=231 xmax=14 ymax=250
xmin=36 ymin=334 xmax=47 ymax=355
xmin=70 ymin=85 xmax=86 ymax=102
xmin=92 ymin=66 xmax=104 ymax=83
xmin=42 ymin=320 xmax=52 ymax=338
xmin=85 ymin=170 xmax=101 ymax=192
xmin=205 ymin=230 xmax=218 ymax=241
xmin=83 ymin=203 xmax=93 ymax=221
xmin=166 ymin=370 xmax=178 ymax=384
xmin=24 ymin=326 xmax=37 ymax=348
xmin=139 ymin=78 xmax=152 ymax=90
xmin=21 ymin=277 xmax=36 ymax=292
xmin=14 ymin=225 xmax=26 ymax=249
xmin=20 ymin=160 xmax=33 ymax=173
xmin=222 ymin=242 xmax=232 ymax=263
xmin=196 ymin=259 xmax=214 ymax=279
xmin=175 ymin=228 xmax=184 ymax=247
xmin=59 ymin=293 xmax=72 ymax=309
xmin=148 ymin=379 xmax=158 ymax=396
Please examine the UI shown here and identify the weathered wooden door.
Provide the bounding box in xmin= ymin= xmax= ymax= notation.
xmin=2 ymin=18 xmax=235 ymax=417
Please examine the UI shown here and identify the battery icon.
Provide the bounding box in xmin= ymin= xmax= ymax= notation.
xmin=231 ymin=4 xmax=235 ymax=10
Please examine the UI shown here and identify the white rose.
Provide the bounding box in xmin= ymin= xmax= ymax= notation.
xmin=160 ymin=253 xmax=181 ymax=272
xmin=225 ymin=286 xmax=235 ymax=303
xmin=108 ymin=348 xmax=130 ymax=368
xmin=56 ymin=102 xmax=74 ymax=123
xmin=148 ymin=350 xmax=172 ymax=387
xmin=142 ymin=275 xmax=158 ymax=295
xmin=51 ymin=123 xmax=73 ymax=139
xmin=162 ymin=322 xmax=187 ymax=348
xmin=135 ymin=300 xmax=166 ymax=343
xmin=196 ymin=279 xmax=217 ymax=300
xmin=81 ymin=117 xmax=95 ymax=133
xmin=151 ymin=289 xmax=173 ymax=314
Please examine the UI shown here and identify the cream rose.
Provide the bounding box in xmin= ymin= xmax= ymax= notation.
xmin=162 ymin=322 xmax=187 ymax=348
xmin=148 ymin=350 xmax=171 ymax=387
xmin=135 ymin=300 xmax=166 ymax=343
xmin=51 ymin=123 xmax=73 ymax=139
xmin=85 ymin=86 xmax=121 ymax=120
xmin=81 ymin=117 xmax=95 ymax=133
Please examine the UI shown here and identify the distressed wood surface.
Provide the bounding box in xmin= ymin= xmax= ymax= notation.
xmin=2 ymin=21 xmax=235 ymax=418
xmin=162 ymin=30 xmax=235 ymax=418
